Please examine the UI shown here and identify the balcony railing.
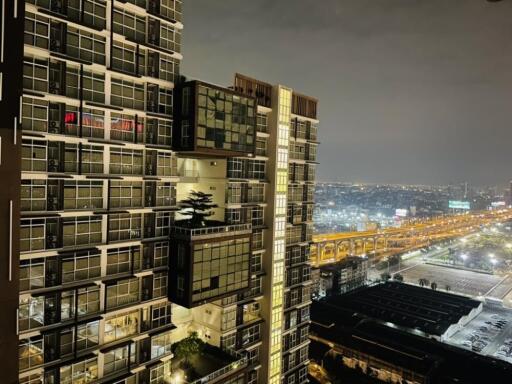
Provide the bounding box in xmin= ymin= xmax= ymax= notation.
xmin=189 ymin=352 xmax=248 ymax=384
xmin=171 ymin=223 xmax=252 ymax=240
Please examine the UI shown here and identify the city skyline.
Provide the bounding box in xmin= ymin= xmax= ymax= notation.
xmin=184 ymin=0 xmax=512 ymax=186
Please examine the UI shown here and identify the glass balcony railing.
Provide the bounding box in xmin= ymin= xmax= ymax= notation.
xmin=171 ymin=222 xmax=252 ymax=239
xmin=186 ymin=349 xmax=248 ymax=384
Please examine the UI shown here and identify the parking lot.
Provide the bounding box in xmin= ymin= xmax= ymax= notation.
xmin=398 ymin=263 xmax=503 ymax=297
xmin=446 ymin=304 xmax=512 ymax=363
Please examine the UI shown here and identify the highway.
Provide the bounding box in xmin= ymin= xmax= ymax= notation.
xmin=311 ymin=209 xmax=512 ymax=267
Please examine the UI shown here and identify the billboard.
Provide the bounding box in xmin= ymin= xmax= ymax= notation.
xmin=449 ymin=200 xmax=470 ymax=210
xmin=395 ymin=208 xmax=408 ymax=217
xmin=491 ymin=201 xmax=506 ymax=208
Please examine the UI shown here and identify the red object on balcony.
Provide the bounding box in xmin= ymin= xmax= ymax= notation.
xmin=64 ymin=112 xmax=78 ymax=124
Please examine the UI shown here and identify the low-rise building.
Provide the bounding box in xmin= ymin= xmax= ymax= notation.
xmin=309 ymin=282 xmax=505 ymax=384
xmin=313 ymin=257 xmax=368 ymax=298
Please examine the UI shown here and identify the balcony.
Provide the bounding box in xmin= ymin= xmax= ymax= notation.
xmin=172 ymin=343 xmax=248 ymax=384
xmin=170 ymin=221 xmax=252 ymax=241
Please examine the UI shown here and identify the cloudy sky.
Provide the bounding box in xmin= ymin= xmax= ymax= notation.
xmin=182 ymin=0 xmax=512 ymax=186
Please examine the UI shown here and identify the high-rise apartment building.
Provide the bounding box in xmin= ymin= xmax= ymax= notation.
xmin=0 ymin=2 xmax=319 ymax=384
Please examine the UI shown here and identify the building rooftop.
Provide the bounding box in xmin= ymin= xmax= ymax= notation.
xmin=319 ymin=256 xmax=367 ymax=273
xmin=310 ymin=295 xmax=512 ymax=383
xmin=321 ymin=281 xmax=481 ymax=336
xmin=172 ymin=344 xmax=247 ymax=384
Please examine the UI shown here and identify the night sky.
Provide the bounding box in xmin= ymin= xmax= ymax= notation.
xmin=182 ymin=0 xmax=512 ymax=186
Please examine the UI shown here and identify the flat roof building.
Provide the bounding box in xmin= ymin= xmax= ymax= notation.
xmin=324 ymin=281 xmax=482 ymax=339
xmin=309 ymin=282 xmax=509 ymax=384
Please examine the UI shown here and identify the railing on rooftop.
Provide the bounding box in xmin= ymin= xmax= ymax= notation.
xmin=171 ymin=223 xmax=252 ymax=239
xmin=189 ymin=351 xmax=248 ymax=384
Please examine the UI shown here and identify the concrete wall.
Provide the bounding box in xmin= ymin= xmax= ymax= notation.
xmin=176 ymin=158 xmax=227 ymax=221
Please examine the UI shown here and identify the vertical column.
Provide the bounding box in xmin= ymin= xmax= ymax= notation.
xmin=261 ymin=86 xmax=292 ymax=384
xmin=0 ymin=1 xmax=23 ymax=382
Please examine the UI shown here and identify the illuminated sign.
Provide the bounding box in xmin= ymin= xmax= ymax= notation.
xmin=395 ymin=209 xmax=408 ymax=217
xmin=449 ymin=200 xmax=470 ymax=210
xmin=491 ymin=201 xmax=506 ymax=207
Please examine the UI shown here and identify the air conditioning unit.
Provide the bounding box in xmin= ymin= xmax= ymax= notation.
xmin=49 ymin=82 xmax=60 ymax=94
xmin=51 ymin=0 xmax=64 ymax=13
xmin=47 ymin=235 xmax=58 ymax=249
xmin=47 ymin=196 xmax=58 ymax=210
xmin=149 ymin=34 xmax=158 ymax=45
xmin=48 ymin=159 xmax=59 ymax=173
xmin=49 ymin=120 xmax=61 ymax=133
xmin=50 ymin=39 xmax=61 ymax=51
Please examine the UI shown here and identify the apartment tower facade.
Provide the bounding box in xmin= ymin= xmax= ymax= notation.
xmin=0 ymin=2 xmax=319 ymax=384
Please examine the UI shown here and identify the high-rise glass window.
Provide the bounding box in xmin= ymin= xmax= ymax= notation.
xmin=112 ymin=41 xmax=137 ymax=74
xmin=146 ymin=118 xmax=172 ymax=146
xmin=158 ymin=87 xmax=173 ymax=115
xmin=113 ymin=8 xmax=146 ymax=43
xmin=22 ymin=97 xmax=48 ymax=132
xmin=66 ymin=26 xmax=106 ymax=65
xmin=159 ymin=54 xmax=179 ymax=82
xmin=20 ymin=218 xmax=46 ymax=252
xmin=65 ymin=65 xmax=80 ymax=100
xmin=21 ymin=180 xmax=47 ymax=212
xmin=160 ymin=0 xmax=183 ymax=22
xmin=62 ymin=215 xmax=102 ymax=247
xmin=152 ymin=272 xmax=168 ymax=298
xmin=110 ymin=181 xmax=143 ymax=208
xmin=60 ymin=357 xmax=98 ymax=384
xmin=155 ymin=182 xmax=175 ymax=207
xmin=111 ymin=78 xmax=145 ymax=110
xmin=104 ymin=310 xmax=139 ymax=343
xmin=22 ymin=139 xmax=47 ymax=172
xmin=110 ymin=148 xmax=144 ymax=175
xmin=156 ymin=152 xmax=174 ymax=176
xmin=82 ymin=70 xmax=105 ymax=103
xmin=82 ymin=108 xmax=105 ymax=138
xmin=151 ymin=330 xmax=172 ymax=359
xmin=111 ymin=112 xmax=139 ymax=142
xmin=77 ymin=286 xmax=101 ymax=316
xmin=155 ymin=211 xmax=172 ymax=237
xmin=106 ymin=278 xmax=140 ymax=309
xmin=256 ymin=113 xmax=268 ymax=133
xmin=109 ymin=213 xmax=142 ymax=242
xmin=82 ymin=0 xmax=107 ymax=30
xmin=62 ymin=251 xmax=101 ymax=283
xmin=63 ymin=181 xmax=103 ymax=210
xmin=24 ymin=12 xmax=50 ymax=49
xmin=81 ymin=144 xmax=104 ymax=174
xmin=153 ymin=242 xmax=169 ymax=268
xmin=19 ymin=336 xmax=44 ymax=371
xmin=196 ymin=85 xmax=255 ymax=152
xmin=159 ymin=23 xmax=181 ymax=53
xmin=227 ymin=158 xmax=244 ymax=178
xmin=151 ymin=302 xmax=172 ymax=329
xmin=107 ymin=247 xmax=141 ymax=275
xmin=149 ymin=361 xmax=172 ymax=384
xmin=23 ymin=56 xmax=48 ymax=92
xmin=20 ymin=259 xmax=45 ymax=291
xmin=18 ymin=296 xmax=44 ymax=331
xmin=77 ymin=321 xmax=100 ymax=351
xmin=192 ymin=237 xmax=251 ymax=302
